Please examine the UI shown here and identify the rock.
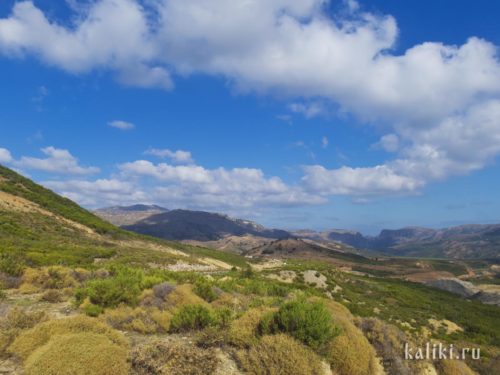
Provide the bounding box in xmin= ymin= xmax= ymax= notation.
xmin=474 ymin=291 xmax=500 ymax=306
xmin=425 ymin=278 xmax=480 ymax=298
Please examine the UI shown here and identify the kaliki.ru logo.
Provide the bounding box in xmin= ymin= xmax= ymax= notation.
xmin=404 ymin=343 xmax=480 ymax=360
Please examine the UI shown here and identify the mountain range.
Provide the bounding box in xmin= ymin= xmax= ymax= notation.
xmin=95 ymin=205 xmax=290 ymax=242
xmin=94 ymin=205 xmax=500 ymax=259
xmin=296 ymin=226 xmax=500 ymax=259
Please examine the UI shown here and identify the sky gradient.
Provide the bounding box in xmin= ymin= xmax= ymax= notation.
xmin=1 ymin=0 xmax=500 ymax=234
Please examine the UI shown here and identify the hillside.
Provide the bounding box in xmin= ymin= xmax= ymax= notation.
xmin=93 ymin=205 xmax=168 ymax=226
xmin=0 ymin=165 xmax=244 ymax=270
xmin=0 ymin=165 xmax=499 ymax=375
xmin=120 ymin=208 xmax=291 ymax=241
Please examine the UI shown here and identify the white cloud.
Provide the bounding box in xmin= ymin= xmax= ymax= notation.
xmin=302 ymin=164 xmax=422 ymax=196
xmin=12 ymin=146 xmax=100 ymax=175
xmin=303 ymin=100 xmax=500 ymax=196
xmin=0 ymin=148 xmax=12 ymax=163
xmin=43 ymin=178 xmax=146 ymax=207
xmin=144 ymin=148 xmax=194 ymax=164
xmin=108 ymin=120 xmax=135 ymax=130
xmin=0 ymin=0 xmax=172 ymax=89
xmin=289 ymin=102 xmax=326 ymax=118
xmin=373 ymin=134 xmax=399 ymax=153
xmin=119 ymin=159 xmax=324 ymax=210
xmin=2 ymin=1 xmax=500 ymax=195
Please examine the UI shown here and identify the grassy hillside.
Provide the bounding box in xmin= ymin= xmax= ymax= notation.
xmin=0 ymin=165 xmax=120 ymax=235
xmin=0 ymin=165 xmax=250 ymax=271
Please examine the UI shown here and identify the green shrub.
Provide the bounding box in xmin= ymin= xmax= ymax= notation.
xmin=82 ymin=302 xmax=104 ymax=317
xmin=213 ymin=307 xmax=235 ymax=328
xmin=236 ymin=334 xmax=325 ymax=375
xmin=262 ymin=299 xmax=340 ymax=351
xmin=23 ymin=332 xmax=129 ymax=375
xmin=170 ymin=305 xmax=215 ymax=332
xmin=82 ymin=269 xmax=142 ymax=308
xmin=193 ymin=279 xmax=218 ymax=302
xmin=0 ymin=252 xmax=25 ymax=277
xmin=142 ymin=275 xmax=164 ymax=289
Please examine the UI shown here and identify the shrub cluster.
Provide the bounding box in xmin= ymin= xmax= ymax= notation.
xmin=76 ymin=268 xmax=144 ymax=309
xmin=260 ymin=299 xmax=340 ymax=352
xmin=170 ymin=305 xmax=215 ymax=332
xmin=193 ymin=279 xmax=218 ymax=302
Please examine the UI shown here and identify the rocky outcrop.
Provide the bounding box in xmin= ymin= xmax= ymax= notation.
xmin=425 ymin=278 xmax=480 ymax=298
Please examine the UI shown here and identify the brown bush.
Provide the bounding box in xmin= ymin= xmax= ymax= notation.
xmin=235 ymin=334 xmax=325 ymax=375
xmin=358 ymin=317 xmax=414 ymax=375
xmin=39 ymin=289 xmax=64 ymax=303
xmin=101 ymin=306 xmax=171 ymax=334
xmin=0 ymin=272 xmax=22 ymax=289
xmin=130 ymin=340 xmax=219 ymax=375
xmin=0 ymin=307 xmax=46 ymax=357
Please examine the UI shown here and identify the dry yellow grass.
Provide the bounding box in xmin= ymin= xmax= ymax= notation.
xmin=164 ymin=284 xmax=208 ymax=310
xmin=435 ymin=360 xmax=477 ymax=375
xmin=19 ymin=267 xmax=77 ymax=293
xmin=236 ymin=334 xmax=325 ymax=375
xmin=327 ymin=319 xmax=378 ymax=375
xmin=24 ymin=332 xmax=129 ymax=375
xmin=0 ymin=307 xmax=46 ymax=356
xmin=318 ymin=299 xmax=378 ymax=375
xmin=100 ymin=304 xmax=173 ymax=334
xmin=9 ymin=315 xmax=127 ymax=360
xmin=228 ymin=307 xmax=276 ymax=348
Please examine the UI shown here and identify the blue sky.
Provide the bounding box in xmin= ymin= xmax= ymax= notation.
xmin=1 ymin=0 xmax=500 ymax=234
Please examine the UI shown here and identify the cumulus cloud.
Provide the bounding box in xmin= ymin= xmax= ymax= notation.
xmin=2 ymin=0 xmax=500 ymax=195
xmin=0 ymin=0 xmax=172 ymax=89
xmin=119 ymin=160 xmax=324 ymax=210
xmin=373 ymin=134 xmax=399 ymax=153
xmin=0 ymin=148 xmax=13 ymax=163
xmin=43 ymin=178 xmax=146 ymax=206
xmin=10 ymin=147 xmax=99 ymax=175
xmin=302 ymin=164 xmax=422 ymax=196
xmin=144 ymin=148 xmax=194 ymax=164
xmin=108 ymin=120 xmax=135 ymax=130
